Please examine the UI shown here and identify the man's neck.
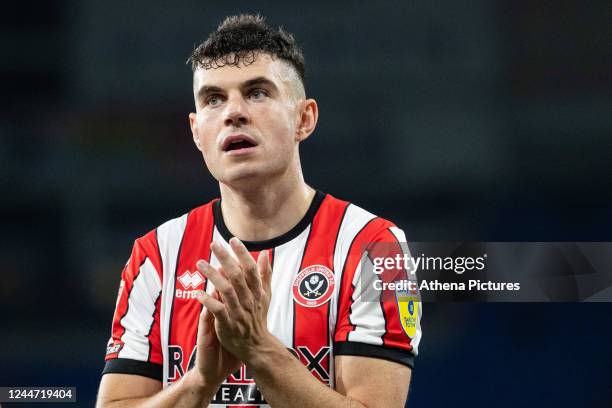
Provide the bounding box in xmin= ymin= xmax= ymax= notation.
xmin=219 ymin=180 xmax=316 ymax=242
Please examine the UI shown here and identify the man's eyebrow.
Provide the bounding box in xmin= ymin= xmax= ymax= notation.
xmin=196 ymin=85 xmax=223 ymax=101
xmin=241 ymin=77 xmax=278 ymax=91
xmin=196 ymin=77 xmax=278 ymax=101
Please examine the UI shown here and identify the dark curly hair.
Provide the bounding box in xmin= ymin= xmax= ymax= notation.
xmin=189 ymin=14 xmax=306 ymax=86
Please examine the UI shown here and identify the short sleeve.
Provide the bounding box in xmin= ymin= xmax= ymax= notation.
xmin=334 ymin=224 xmax=422 ymax=369
xmin=102 ymin=230 xmax=164 ymax=381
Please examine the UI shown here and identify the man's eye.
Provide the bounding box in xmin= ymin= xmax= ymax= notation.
xmin=249 ymin=89 xmax=268 ymax=100
xmin=207 ymin=95 xmax=222 ymax=106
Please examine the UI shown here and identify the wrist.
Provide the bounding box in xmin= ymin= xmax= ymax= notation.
xmin=183 ymin=369 xmax=222 ymax=397
xmin=245 ymin=332 xmax=285 ymax=369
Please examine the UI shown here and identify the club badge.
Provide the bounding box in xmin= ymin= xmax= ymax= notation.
xmin=292 ymin=265 xmax=335 ymax=307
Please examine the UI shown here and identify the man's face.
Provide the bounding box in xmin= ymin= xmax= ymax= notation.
xmin=189 ymin=53 xmax=307 ymax=187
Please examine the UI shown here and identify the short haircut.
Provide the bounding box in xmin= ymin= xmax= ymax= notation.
xmin=188 ymin=14 xmax=306 ymax=87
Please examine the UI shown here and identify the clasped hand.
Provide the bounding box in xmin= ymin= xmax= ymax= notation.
xmin=196 ymin=238 xmax=273 ymax=364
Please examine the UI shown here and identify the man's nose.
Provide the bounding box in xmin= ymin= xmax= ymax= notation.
xmin=224 ymin=95 xmax=249 ymax=127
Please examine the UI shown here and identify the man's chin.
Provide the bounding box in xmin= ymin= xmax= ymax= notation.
xmin=219 ymin=169 xmax=268 ymax=189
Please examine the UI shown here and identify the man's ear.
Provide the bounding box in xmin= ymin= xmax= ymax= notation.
xmin=189 ymin=112 xmax=202 ymax=151
xmin=295 ymin=99 xmax=319 ymax=142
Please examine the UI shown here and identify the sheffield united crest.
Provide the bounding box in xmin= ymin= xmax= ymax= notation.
xmin=292 ymin=265 xmax=335 ymax=307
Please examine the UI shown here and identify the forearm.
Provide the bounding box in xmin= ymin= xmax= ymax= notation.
xmin=248 ymin=336 xmax=366 ymax=408
xmin=97 ymin=370 xmax=219 ymax=408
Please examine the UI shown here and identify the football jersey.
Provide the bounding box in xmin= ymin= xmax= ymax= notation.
xmin=103 ymin=191 xmax=422 ymax=407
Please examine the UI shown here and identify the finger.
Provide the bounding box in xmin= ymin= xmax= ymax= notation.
xmin=258 ymin=250 xmax=272 ymax=296
xmin=213 ymin=289 xmax=222 ymax=301
xmin=197 ymin=260 xmax=242 ymax=313
xmin=230 ymin=237 xmax=262 ymax=301
xmin=217 ymin=267 xmax=229 ymax=280
xmin=211 ymin=241 xmax=241 ymax=276
xmin=196 ymin=290 xmax=230 ymax=324
xmin=211 ymin=242 xmax=254 ymax=310
xmin=197 ymin=299 xmax=218 ymax=348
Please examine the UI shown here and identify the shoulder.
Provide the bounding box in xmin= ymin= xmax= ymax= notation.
xmin=323 ymin=193 xmax=404 ymax=245
xmin=133 ymin=198 xmax=218 ymax=255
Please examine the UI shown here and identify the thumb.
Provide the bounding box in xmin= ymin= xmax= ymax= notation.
xmin=197 ymin=294 xmax=217 ymax=348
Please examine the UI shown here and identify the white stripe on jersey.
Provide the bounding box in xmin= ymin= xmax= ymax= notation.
xmin=389 ymin=226 xmax=422 ymax=355
xmin=157 ymin=213 xmax=188 ymax=387
xmin=346 ymin=251 xmax=386 ymax=346
xmin=268 ymin=225 xmax=311 ymax=348
xmin=389 ymin=227 xmax=411 ymax=267
xmin=118 ymin=258 xmax=162 ymax=360
xmin=330 ymin=204 xmax=376 ymax=331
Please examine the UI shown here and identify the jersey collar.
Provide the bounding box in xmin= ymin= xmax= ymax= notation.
xmin=213 ymin=190 xmax=326 ymax=251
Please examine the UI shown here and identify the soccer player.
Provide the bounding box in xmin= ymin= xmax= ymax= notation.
xmin=96 ymin=14 xmax=422 ymax=408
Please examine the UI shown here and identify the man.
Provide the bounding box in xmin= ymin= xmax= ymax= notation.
xmin=97 ymin=14 xmax=422 ymax=408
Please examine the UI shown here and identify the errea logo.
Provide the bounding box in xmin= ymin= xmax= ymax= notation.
xmin=176 ymin=270 xmax=204 ymax=300
xmin=178 ymin=270 xmax=204 ymax=289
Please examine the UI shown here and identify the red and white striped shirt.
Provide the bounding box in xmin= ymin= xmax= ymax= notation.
xmin=103 ymin=191 xmax=422 ymax=407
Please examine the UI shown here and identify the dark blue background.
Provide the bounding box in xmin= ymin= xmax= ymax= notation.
xmin=1 ymin=1 xmax=611 ymax=406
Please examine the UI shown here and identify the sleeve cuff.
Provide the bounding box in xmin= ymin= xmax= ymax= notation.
xmin=333 ymin=341 xmax=415 ymax=369
xmin=102 ymin=358 xmax=163 ymax=381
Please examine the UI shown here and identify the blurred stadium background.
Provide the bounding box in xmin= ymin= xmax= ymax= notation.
xmin=1 ymin=1 xmax=611 ymax=406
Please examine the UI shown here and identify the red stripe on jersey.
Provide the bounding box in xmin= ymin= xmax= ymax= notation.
xmin=334 ymin=218 xmax=378 ymax=342
xmin=370 ymin=227 xmax=413 ymax=351
xmin=293 ymin=195 xmax=349 ymax=384
xmin=168 ymin=203 xmax=215 ymax=382
xmin=142 ymin=229 xmax=164 ymax=281
xmin=107 ymin=230 xmax=163 ymax=362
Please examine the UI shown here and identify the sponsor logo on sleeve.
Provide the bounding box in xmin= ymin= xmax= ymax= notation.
xmin=106 ymin=342 xmax=123 ymax=355
xmin=395 ymin=288 xmax=419 ymax=338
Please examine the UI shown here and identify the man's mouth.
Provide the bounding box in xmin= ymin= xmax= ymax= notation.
xmin=222 ymin=134 xmax=258 ymax=152
xmin=226 ymin=139 xmax=256 ymax=151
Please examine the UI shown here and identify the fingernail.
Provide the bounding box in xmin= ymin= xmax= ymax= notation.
xmin=197 ymin=259 xmax=209 ymax=270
